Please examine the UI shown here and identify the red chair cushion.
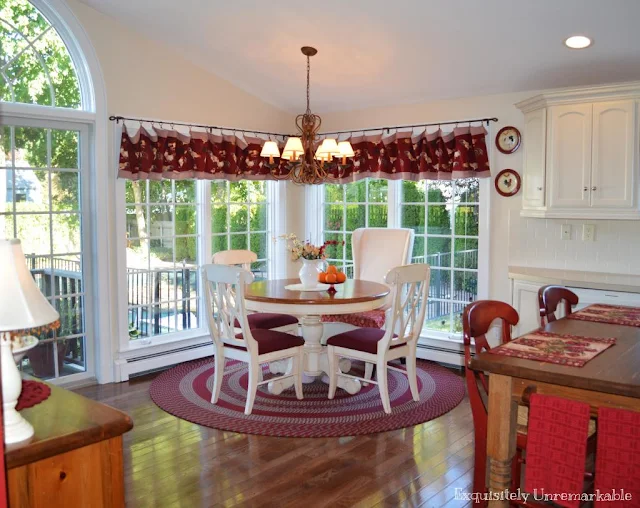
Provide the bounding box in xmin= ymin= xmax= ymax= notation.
xmin=234 ymin=313 xmax=298 ymax=330
xmin=228 ymin=329 xmax=304 ymax=355
xmin=326 ymin=328 xmax=401 ymax=354
xmin=321 ymin=309 xmax=386 ymax=329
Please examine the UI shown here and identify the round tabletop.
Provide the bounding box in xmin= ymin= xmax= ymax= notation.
xmin=244 ymin=278 xmax=390 ymax=316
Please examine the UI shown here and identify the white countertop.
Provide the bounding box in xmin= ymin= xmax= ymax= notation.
xmin=508 ymin=266 xmax=640 ymax=294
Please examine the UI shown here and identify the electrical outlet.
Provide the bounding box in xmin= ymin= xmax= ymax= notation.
xmin=583 ymin=224 xmax=596 ymax=241
xmin=561 ymin=224 xmax=571 ymax=240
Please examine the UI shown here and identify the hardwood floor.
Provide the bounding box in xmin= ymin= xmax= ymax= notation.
xmin=74 ymin=370 xmax=474 ymax=508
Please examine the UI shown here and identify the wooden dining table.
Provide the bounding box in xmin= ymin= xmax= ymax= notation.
xmin=245 ymin=278 xmax=390 ymax=395
xmin=470 ymin=316 xmax=640 ymax=508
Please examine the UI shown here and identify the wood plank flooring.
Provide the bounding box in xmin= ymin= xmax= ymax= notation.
xmin=74 ymin=370 xmax=474 ymax=508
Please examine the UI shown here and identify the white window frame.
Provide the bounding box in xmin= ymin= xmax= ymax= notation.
xmin=0 ymin=0 xmax=111 ymax=385
xmin=308 ymin=177 xmax=490 ymax=343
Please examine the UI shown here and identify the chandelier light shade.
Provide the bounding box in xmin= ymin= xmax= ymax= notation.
xmin=336 ymin=141 xmax=355 ymax=164
xmin=260 ymin=141 xmax=281 ymax=164
xmin=281 ymin=137 xmax=304 ymax=161
xmin=261 ymin=46 xmax=354 ymax=184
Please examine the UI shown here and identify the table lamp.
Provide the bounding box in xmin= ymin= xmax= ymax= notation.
xmin=0 ymin=239 xmax=60 ymax=443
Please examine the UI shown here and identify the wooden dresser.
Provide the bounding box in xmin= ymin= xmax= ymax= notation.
xmin=5 ymin=380 xmax=133 ymax=507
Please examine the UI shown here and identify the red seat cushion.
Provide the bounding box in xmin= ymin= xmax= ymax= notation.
xmin=227 ymin=328 xmax=304 ymax=355
xmin=321 ymin=309 xmax=386 ymax=329
xmin=326 ymin=328 xmax=401 ymax=354
xmin=234 ymin=313 xmax=298 ymax=330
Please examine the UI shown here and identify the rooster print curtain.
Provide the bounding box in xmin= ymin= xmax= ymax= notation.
xmin=117 ymin=124 xmax=490 ymax=182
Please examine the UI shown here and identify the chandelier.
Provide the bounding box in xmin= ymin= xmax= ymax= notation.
xmin=260 ymin=47 xmax=354 ymax=185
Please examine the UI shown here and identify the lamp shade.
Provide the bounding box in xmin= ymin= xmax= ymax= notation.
xmin=318 ymin=138 xmax=340 ymax=156
xmin=337 ymin=141 xmax=355 ymax=158
xmin=281 ymin=137 xmax=304 ymax=160
xmin=0 ymin=239 xmax=59 ymax=332
xmin=260 ymin=141 xmax=280 ymax=159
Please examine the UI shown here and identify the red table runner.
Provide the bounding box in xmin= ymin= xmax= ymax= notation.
xmin=567 ymin=304 xmax=640 ymax=328
xmin=489 ymin=329 xmax=616 ymax=367
xmin=16 ymin=380 xmax=51 ymax=411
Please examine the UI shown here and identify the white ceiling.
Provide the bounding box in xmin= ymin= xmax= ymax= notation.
xmin=79 ymin=0 xmax=640 ymax=113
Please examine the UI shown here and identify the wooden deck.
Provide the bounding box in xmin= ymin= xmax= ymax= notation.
xmin=74 ymin=370 xmax=474 ymax=508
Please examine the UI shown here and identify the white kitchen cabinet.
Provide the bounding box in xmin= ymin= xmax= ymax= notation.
xmin=591 ymin=101 xmax=636 ymax=208
xmin=522 ymin=109 xmax=546 ymax=208
xmin=548 ymin=103 xmax=593 ymax=209
xmin=516 ymin=83 xmax=640 ymax=220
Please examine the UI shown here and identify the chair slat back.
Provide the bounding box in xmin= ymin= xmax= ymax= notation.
xmin=462 ymin=300 xmax=519 ymax=428
xmin=352 ymin=228 xmax=414 ymax=285
xmin=379 ymin=264 xmax=430 ymax=351
xmin=202 ymin=264 xmax=256 ymax=352
xmin=212 ymin=249 xmax=258 ymax=271
xmin=538 ymin=285 xmax=579 ymax=325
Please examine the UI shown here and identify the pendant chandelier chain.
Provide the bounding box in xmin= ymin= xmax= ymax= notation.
xmin=306 ymin=55 xmax=311 ymax=114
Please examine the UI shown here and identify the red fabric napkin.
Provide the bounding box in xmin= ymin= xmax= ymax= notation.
xmin=524 ymin=394 xmax=590 ymax=508
xmin=16 ymin=380 xmax=52 ymax=411
xmin=595 ymin=407 xmax=640 ymax=507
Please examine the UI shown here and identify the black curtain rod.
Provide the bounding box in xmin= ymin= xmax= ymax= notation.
xmin=108 ymin=115 xmax=289 ymax=138
xmin=108 ymin=115 xmax=499 ymax=138
xmin=318 ymin=117 xmax=499 ymax=136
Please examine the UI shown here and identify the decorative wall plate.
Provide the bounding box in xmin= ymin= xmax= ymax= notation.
xmin=495 ymin=169 xmax=521 ymax=197
xmin=495 ymin=126 xmax=521 ymax=154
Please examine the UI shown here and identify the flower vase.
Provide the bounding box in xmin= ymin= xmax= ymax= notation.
xmin=299 ymin=259 xmax=322 ymax=289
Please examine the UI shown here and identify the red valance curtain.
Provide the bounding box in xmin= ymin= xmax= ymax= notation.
xmin=117 ymin=124 xmax=490 ymax=182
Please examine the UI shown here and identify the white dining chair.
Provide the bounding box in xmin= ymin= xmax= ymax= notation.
xmin=326 ymin=264 xmax=430 ymax=414
xmin=202 ymin=264 xmax=305 ymax=415
xmin=212 ymin=249 xmax=299 ymax=335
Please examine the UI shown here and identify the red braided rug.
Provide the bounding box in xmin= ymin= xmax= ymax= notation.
xmin=150 ymin=358 xmax=465 ymax=438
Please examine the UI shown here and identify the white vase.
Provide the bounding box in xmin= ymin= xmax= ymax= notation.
xmin=299 ymin=259 xmax=322 ymax=289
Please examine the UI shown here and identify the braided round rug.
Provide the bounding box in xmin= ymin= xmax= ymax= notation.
xmin=150 ymin=357 xmax=465 ymax=438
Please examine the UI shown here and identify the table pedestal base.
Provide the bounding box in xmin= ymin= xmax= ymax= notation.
xmin=267 ymin=316 xmax=361 ymax=396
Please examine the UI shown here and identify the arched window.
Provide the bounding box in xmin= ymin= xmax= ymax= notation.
xmin=1 ymin=0 xmax=97 ymax=383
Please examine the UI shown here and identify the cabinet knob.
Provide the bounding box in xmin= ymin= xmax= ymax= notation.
xmin=583 ymin=186 xmax=588 ymax=192
xmin=592 ymin=186 xmax=597 ymax=191
xmin=536 ymin=187 xmax=542 ymax=191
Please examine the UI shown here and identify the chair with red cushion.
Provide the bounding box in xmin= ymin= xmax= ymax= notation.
xmin=202 ymin=264 xmax=304 ymax=415
xmin=212 ymin=249 xmax=299 ymax=335
xmin=538 ymin=285 xmax=579 ymax=325
xmin=326 ymin=264 xmax=430 ymax=414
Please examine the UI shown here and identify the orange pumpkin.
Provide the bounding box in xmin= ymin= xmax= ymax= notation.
xmin=318 ymin=272 xmax=327 ymax=283
xmin=325 ymin=273 xmax=337 ymax=284
xmin=336 ymin=272 xmax=347 ymax=283
xmin=326 ymin=265 xmax=338 ymax=275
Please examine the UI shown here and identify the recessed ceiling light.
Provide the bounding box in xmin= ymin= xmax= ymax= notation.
xmin=564 ymin=35 xmax=592 ymax=49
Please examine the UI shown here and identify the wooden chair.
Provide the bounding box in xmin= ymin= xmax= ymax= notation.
xmin=463 ymin=300 xmax=538 ymax=507
xmin=326 ymin=264 xmax=430 ymax=414
xmin=538 ymin=285 xmax=579 ymax=325
xmin=212 ymin=249 xmax=299 ymax=335
xmin=202 ymin=264 xmax=304 ymax=415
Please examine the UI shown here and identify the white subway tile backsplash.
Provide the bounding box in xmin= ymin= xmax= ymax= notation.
xmin=509 ymin=214 xmax=640 ymax=275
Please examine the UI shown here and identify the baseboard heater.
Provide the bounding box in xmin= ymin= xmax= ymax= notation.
xmin=416 ymin=342 xmax=465 ymax=367
xmin=115 ymin=341 xmax=214 ymax=382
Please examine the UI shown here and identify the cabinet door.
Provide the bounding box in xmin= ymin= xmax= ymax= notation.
xmin=591 ymin=100 xmax=636 ymax=208
xmin=511 ymin=280 xmax=543 ymax=338
xmin=548 ymin=104 xmax=593 ymax=208
xmin=522 ymin=109 xmax=546 ymax=208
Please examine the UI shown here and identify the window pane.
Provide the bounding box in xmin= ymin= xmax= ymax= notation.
xmin=56 ymin=295 xmax=85 ymax=337
xmin=250 ymin=204 xmax=267 ymax=231
xmin=324 ymin=204 xmax=344 ymax=231
xmin=427 ymin=237 xmax=451 ymax=268
xmin=368 ymin=205 xmax=387 ymax=227
xmin=62 ymin=336 xmax=86 ymax=375
xmin=211 ymin=204 xmax=228 ymax=233
xmin=1 ymin=126 xmax=11 ymax=166
xmin=402 ymin=181 xmax=425 ymax=203
xmin=425 ymin=300 xmax=452 ymax=332
xmin=454 ymin=238 xmax=478 ymax=270
xmin=150 ymin=205 xmax=174 ymax=236
xmin=175 ymin=205 xmax=197 ymax=235
xmin=126 ymin=180 xmax=147 ymax=204
xmin=175 ymin=236 xmax=197 ymax=265
xmin=8 ymin=169 xmax=50 ymax=211
xmin=324 ymin=232 xmax=344 ymax=260
xmin=427 ymin=205 xmax=451 ymax=235
xmin=412 ymin=235 xmax=425 ymax=262
xmin=346 ymin=204 xmax=365 ymax=230
xmin=248 ymin=181 xmax=267 ymax=203
xmin=324 ymin=184 xmax=343 ymax=203
xmin=454 ymin=205 xmax=479 ymax=236
xmin=52 ymin=213 xmax=81 ymax=253
xmin=16 ymin=214 xmax=50 ymax=255
xmin=401 ymin=204 xmax=425 ymax=232
xmin=453 ymin=270 xmax=477 ymax=303
xmin=14 ymin=127 xmax=47 ymax=168
xmin=429 ymin=269 xmax=451 ymax=300
xmin=229 ymin=204 xmax=248 ymax=232
xmin=250 ymin=232 xmax=267 ymax=260
xmin=174 ymin=181 xmax=196 ymax=203
xmin=427 ymin=181 xmax=452 ymax=203
xmin=346 ymin=180 xmax=366 ymax=202
xmin=51 ymin=130 xmax=78 ymax=169
xmin=367 ymin=180 xmax=388 ymax=203
xmin=212 ymin=234 xmax=228 ymax=253
xmin=229 ymin=181 xmax=249 ymax=202
xmin=211 ymin=181 xmax=228 ymax=202
xmin=51 ymin=171 xmax=79 ymax=211
xmin=456 ymin=178 xmax=479 ymax=203
xmin=230 ymin=233 xmax=248 ymax=250
xmin=149 ymin=180 xmax=172 ymax=203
